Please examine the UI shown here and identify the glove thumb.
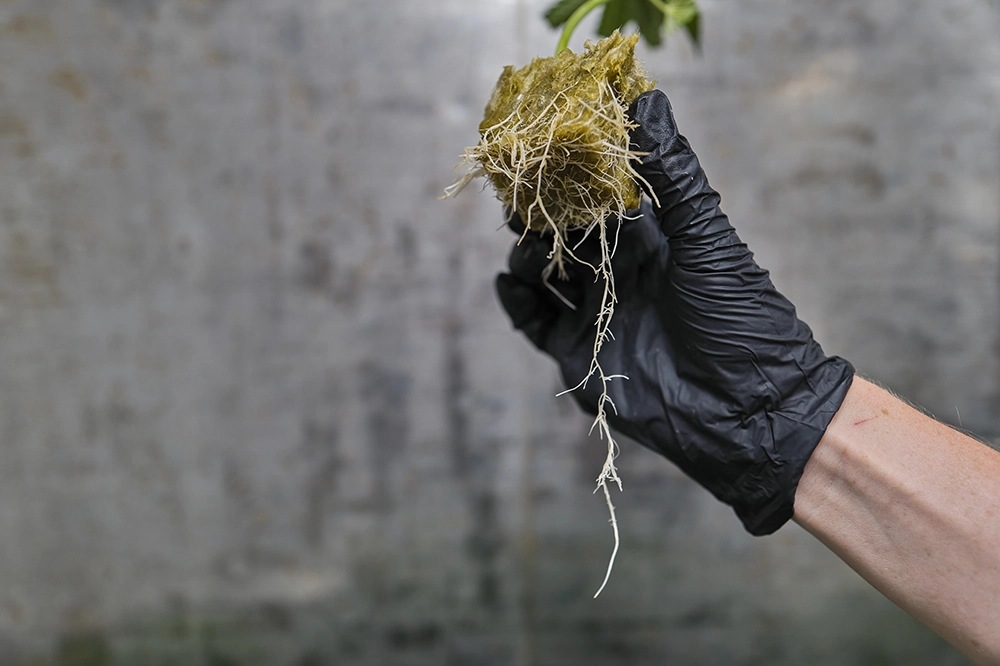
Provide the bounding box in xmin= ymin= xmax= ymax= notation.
xmin=629 ymin=90 xmax=728 ymax=245
xmin=495 ymin=273 xmax=556 ymax=352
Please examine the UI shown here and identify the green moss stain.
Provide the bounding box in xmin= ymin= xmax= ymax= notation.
xmin=470 ymin=31 xmax=654 ymax=231
xmin=480 ymin=32 xmax=652 ymax=131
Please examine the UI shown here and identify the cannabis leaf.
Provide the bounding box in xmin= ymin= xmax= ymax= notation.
xmin=544 ymin=0 xmax=591 ymax=28
xmin=657 ymin=0 xmax=700 ymax=46
xmin=545 ymin=0 xmax=701 ymax=49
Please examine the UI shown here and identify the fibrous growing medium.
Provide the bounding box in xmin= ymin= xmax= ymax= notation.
xmin=445 ymin=31 xmax=656 ymax=597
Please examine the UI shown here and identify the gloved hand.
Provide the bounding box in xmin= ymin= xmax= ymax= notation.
xmin=495 ymin=90 xmax=855 ymax=535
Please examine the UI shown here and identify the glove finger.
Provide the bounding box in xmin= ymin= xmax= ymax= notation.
xmin=629 ymin=91 xmax=768 ymax=333
xmin=505 ymin=208 xmax=527 ymax=236
xmin=629 ymin=90 xmax=735 ymax=245
xmin=610 ymin=200 xmax=666 ymax=273
xmin=506 ymin=228 xmax=585 ymax=285
xmin=629 ymin=91 xmax=821 ymax=404
xmin=495 ymin=273 xmax=558 ymax=352
xmin=506 ymin=206 xmax=665 ymax=317
xmin=508 ymin=232 xmax=555 ymax=284
xmin=557 ymin=221 xmax=605 ymax=269
xmin=558 ymin=203 xmax=664 ymax=279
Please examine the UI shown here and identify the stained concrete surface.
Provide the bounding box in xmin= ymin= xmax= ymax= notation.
xmin=0 ymin=0 xmax=997 ymax=663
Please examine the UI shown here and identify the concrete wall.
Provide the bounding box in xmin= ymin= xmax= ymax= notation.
xmin=0 ymin=0 xmax=997 ymax=663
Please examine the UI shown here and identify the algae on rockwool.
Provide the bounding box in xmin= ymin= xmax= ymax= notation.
xmin=450 ymin=31 xmax=654 ymax=240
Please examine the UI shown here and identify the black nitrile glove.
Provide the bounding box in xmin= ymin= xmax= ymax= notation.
xmin=496 ymin=89 xmax=855 ymax=535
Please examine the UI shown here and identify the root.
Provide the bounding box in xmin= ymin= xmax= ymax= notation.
xmin=594 ymin=474 xmax=620 ymax=598
xmin=556 ymin=207 xmax=627 ymax=598
xmin=442 ymin=32 xmax=653 ymax=598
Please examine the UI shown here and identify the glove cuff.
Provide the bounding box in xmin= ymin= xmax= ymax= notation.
xmin=733 ymin=358 xmax=855 ymax=536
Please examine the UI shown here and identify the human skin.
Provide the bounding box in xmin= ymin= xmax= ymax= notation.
xmin=794 ymin=376 xmax=1000 ymax=665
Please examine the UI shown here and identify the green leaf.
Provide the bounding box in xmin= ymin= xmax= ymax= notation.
xmin=544 ymin=0 xmax=591 ymax=28
xmin=683 ymin=11 xmax=700 ymax=47
xmin=631 ymin=0 xmax=664 ymax=46
xmin=596 ymin=0 xmax=629 ymax=38
xmin=546 ymin=0 xmax=701 ymax=51
xmin=662 ymin=0 xmax=700 ymax=47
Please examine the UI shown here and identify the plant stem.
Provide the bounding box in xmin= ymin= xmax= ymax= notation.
xmin=555 ymin=0 xmax=615 ymax=55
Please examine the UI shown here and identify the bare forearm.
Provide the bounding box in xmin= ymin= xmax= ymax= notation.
xmin=794 ymin=377 xmax=1000 ymax=665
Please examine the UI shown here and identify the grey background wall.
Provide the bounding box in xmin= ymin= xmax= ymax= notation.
xmin=0 ymin=0 xmax=997 ymax=664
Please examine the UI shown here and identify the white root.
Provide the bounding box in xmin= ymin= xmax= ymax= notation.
xmin=445 ymin=71 xmax=645 ymax=598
